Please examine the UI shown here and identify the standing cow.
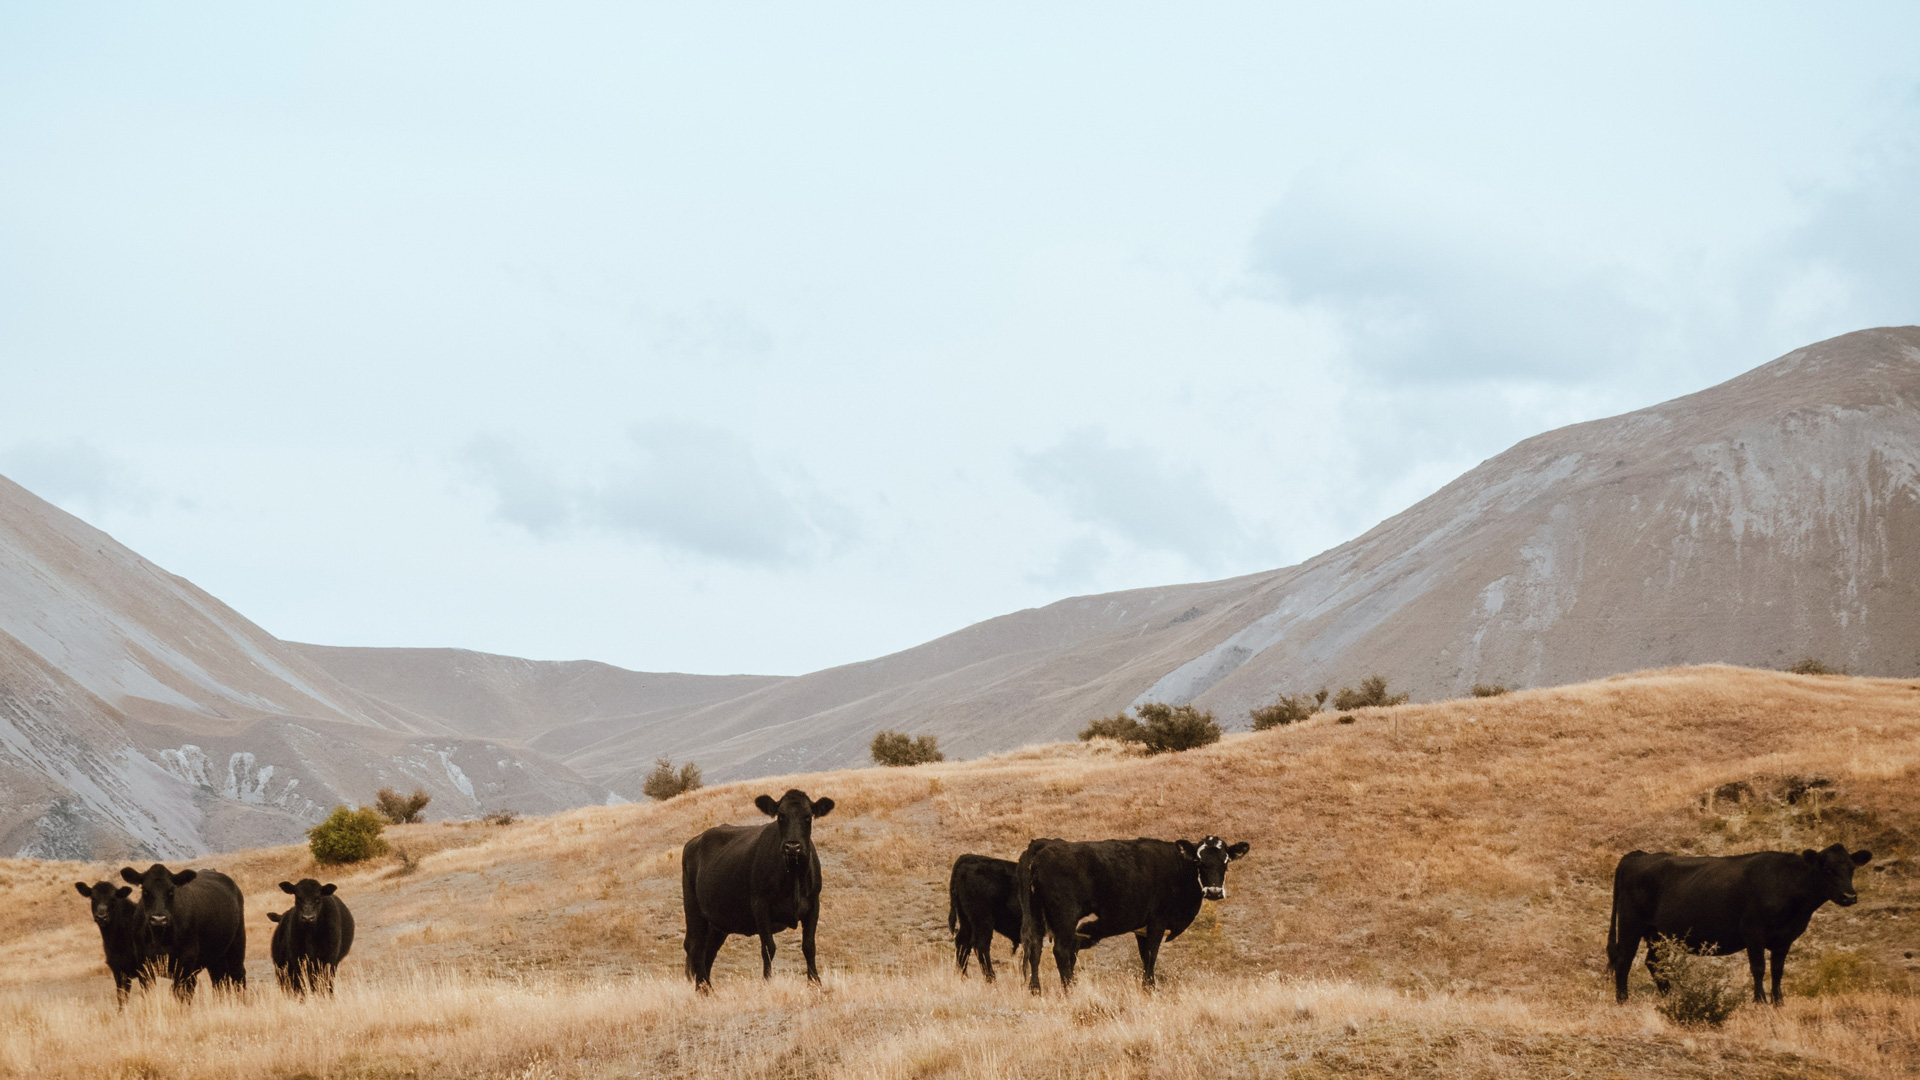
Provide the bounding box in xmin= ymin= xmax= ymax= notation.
xmin=681 ymin=789 xmax=834 ymax=991
xmin=948 ymin=853 xmax=1023 ymax=981
xmin=121 ymin=863 xmax=246 ymax=1001
xmin=1608 ymin=844 xmax=1873 ymax=1005
xmin=1020 ymin=835 xmax=1249 ymax=993
xmin=74 ymin=880 xmax=150 ymax=1005
xmin=267 ymin=878 xmax=355 ymax=995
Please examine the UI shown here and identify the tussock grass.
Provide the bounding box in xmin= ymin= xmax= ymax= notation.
xmin=2 ymin=664 xmax=1917 ymax=1077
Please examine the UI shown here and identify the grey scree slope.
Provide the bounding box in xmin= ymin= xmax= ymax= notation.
xmin=4 ymin=327 xmax=1916 ymax=855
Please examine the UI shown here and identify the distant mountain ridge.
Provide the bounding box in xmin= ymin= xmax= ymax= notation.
xmin=5 ymin=326 xmax=1918 ymax=853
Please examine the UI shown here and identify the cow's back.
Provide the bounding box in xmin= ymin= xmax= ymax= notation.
xmin=1035 ymin=838 xmax=1188 ymax=930
xmin=174 ymin=871 xmax=245 ymax=958
xmin=1618 ymin=851 xmax=1785 ymax=950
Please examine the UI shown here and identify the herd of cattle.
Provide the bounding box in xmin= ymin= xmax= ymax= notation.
xmin=74 ymin=786 xmax=1874 ymax=1008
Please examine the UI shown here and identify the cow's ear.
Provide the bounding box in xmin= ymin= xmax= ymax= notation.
xmin=279 ymin=881 xmax=296 ymax=894
xmin=1801 ymin=849 xmax=1821 ymax=864
xmin=1226 ymin=841 xmax=1250 ymax=860
xmin=1175 ymin=840 xmax=1198 ymax=862
xmin=755 ymin=794 xmax=780 ymax=817
xmin=116 ymin=886 xmax=132 ymax=900
xmin=268 ymin=912 xmax=281 ymax=923
xmin=74 ymin=882 xmax=92 ymax=897
xmin=170 ymin=869 xmax=196 ymax=886
xmin=321 ymin=883 xmax=337 ymax=895
xmin=1851 ymin=849 xmax=1873 ymax=866
xmin=120 ymin=867 xmax=142 ymax=885
xmin=810 ymin=797 xmax=834 ymax=818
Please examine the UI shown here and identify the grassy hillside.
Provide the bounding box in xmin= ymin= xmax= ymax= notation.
xmin=1 ymin=665 xmax=1915 ymax=1078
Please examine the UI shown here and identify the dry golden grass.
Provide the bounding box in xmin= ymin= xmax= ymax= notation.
xmin=2 ymin=664 xmax=1915 ymax=1078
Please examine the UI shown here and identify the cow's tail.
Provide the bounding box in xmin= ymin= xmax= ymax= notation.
xmin=947 ymin=887 xmax=958 ymax=935
xmin=1017 ymin=841 xmax=1044 ymax=986
xmin=1605 ymin=850 xmax=1641 ymax=975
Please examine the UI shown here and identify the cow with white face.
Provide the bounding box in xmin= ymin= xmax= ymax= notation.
xmin=1017 ymin=834 xmax=1250 ymax=993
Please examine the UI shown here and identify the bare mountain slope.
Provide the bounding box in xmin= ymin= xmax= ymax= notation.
xmin=339 ymin=326 xmax=1920 ymax=788
xmin=0 ymin=477 xmax=612 ymax=859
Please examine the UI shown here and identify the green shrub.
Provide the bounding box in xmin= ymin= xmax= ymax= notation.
xmin=307 ymin=806 xmax=389 ymax=865
xmin=1332 ymin=675 xmax=1409 ymax=711
xmin=1469 ymin=683 xmax=1508 ymax=698
xmin=1796 ymin=950 xmax=1879 ymax=996
xmin=870 ymin=730 xmax=945 ymax=766
xmin=1787 ymin=658 xmax=1843 ymax=676
xmin=483 ymin=809 xmax=518 ymax=826
xmin=641 ymin=757 xmax=703 ymax=800
xmin=374 ymin=786 xmax=431 ymax=824
xmin=1648 ymin=936 xmax=1741 ymax=1028
xmin=1249 ymin=689 xmax=1325 ymax=730
xmin=1083 ymin=704 xmax=1220 ymax=753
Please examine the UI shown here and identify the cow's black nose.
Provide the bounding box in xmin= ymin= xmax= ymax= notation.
xmin=1838 ymin=893 xmax=1858 ymax=906
xmin=783 ymin=842 xmax=803 ymax=854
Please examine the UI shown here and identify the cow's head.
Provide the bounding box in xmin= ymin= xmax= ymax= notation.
xmin=74 ymin=880 xmax=134 ymax=926
xmin=1175 ymin=836 xmax=1249 ymax=901
xmin=121 ymin=863 xmax=196 ymax=937
xmin=1801 ymin=844 xmax=1872 ymax=906
xmin=755 ymin=789 xmax=834 ymax=869
xmin=279 ymin=878 xmax=337 ymax=924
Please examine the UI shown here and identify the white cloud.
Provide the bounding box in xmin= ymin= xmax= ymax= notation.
xmin=1021 ymin=429 xmax=1254 ymax=570
xmin=0 ymin=440 xmax=153 ymax=515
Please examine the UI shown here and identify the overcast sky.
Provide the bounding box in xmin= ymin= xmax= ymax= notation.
xmin=3 ymin=5 xmax=1917 ymax=676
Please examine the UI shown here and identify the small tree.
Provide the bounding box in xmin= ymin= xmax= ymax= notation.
xmin=308 ymin=806 xmax=389 ymax=865
xmin=1082 ymin=704 xmax=1220 ymax=753
xmin=374 ymin=787 xmax=432 ymax=824
xmin=1648 ymin=936 xmax=1741 ymax=1028
xmin=642 ymin=757 xmax=704 ymax=801
xmin=1250 ymin=689 xmax=1326 ymax=730
xmin=871 ymin=731 xmax=945 ymax=767
xmin=1332 ymin=675 xmax=1409 ymax=711
xmin=1469 ymin=684 xmax=1509 ymax=698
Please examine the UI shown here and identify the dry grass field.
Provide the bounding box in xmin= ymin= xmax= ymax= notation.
xmin=1 ymin=664 xmax=1915 ymax=1078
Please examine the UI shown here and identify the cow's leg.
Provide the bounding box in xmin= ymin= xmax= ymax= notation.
xmin=171 ymin=964 xmax=198 ymax=1004
xmin=113 ymin=971 xmax=132 ymax=1009
xmin=800 ymin=907 xmax=821 ymax=985
xmin=1136 ymin=928 xmax=1165 ymax=990
xmin=1644 ymin=940 xmax=1670 ymax=995
xmin=954 ymin=913 xmax=971 ymax=976
xmin=683 ymin=911 xmax=709 ymax=985
xmin=975 ymin=923 xmax=997 ymax=983
xmin=1769 ymin=943 xmax=1790 ymax=1006
xmin=1609 ymin=922 xmax=1642 ymax=1003
xmin=694 ymin=927 xmax=726 ymax=992
xmin=1746 ymin=943 xmax=1768 ymax=1004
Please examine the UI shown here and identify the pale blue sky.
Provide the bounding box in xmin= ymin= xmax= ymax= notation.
xmin=3 ymin=5 xmax=1917 ymax=674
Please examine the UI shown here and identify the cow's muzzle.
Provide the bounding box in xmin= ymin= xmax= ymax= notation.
xmin=298 ymin=912 xmax=319 ymax=923
xmin=148 ymin=914 xmax=170 ymax=928
xmin=782 ymin=841 xmax=804 ymax=861
xmin=1837 ymin=892 xmax=1859 ymax=907
xmin=1201 ymin=886 xmax=1225 ymax=901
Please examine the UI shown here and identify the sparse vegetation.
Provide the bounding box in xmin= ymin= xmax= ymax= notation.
xmin=1788 ymin=657 xmax=1844 ymax=676
xmin=482 ymin=809 xmax=519 ymax=826
xmin=1080 ymin=703 xmax=1221 ymax=753
xmin=870 ymin=731 xmax=945 ymax=767
xmin=641 ymin=757 xmax=704 ymax=800
xmin=1647 ymin=935 xmax=1742 ymax=1028
xmin=1249 ymin=688 xmax=1327 ymax=730
xmin=1470 ymin=683 xmax=1509 ymax=698
xmin=1332 ymin=675 xmax=1409 ymax=710
xmin=306 ymin=805 xmax=389 ymax=865
xmin=373 ymin=786 xmax=431 ymax=825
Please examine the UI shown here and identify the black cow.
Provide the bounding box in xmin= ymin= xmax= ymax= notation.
xmin=1019 ymin=835 xmax=1249 ymax=993
xmin=681 ymin=789 xmax=834 ymax=990
xmin=120 ymin=863 xmax=246 ymax=1001
xmin=947 ymin=853 xmax=1024 ymax=981
xmin=1608 ymin=844 xmax=1873 ymax=1005
xmin=267 ymin=879 xmax=355 ymax=995
xmin=74 ymin=880 xmax=150 ymax=1005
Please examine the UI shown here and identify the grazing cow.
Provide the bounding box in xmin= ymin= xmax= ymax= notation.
xmin=268 ymin=879 xmax=355 ymax=995
xmin=947 ymin=854 xmax=1023 ymax=981
xmin=1019 ymin=835 xmax=1249 ymax=993
xmin=120 ymin=863 xmax=246 ymax=1001
xmin=74 ymin=880 xmax=150 ymax=1005
xmin=681 ymin=789 xmax=834 ymax=990
xmin=1608 ymin=844 xmax=1873 ymax=1005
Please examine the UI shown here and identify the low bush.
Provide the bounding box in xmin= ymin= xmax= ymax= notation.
xmin=1332 ymin=675 xmax=1409 ymax=711
xmin=482 ymin=809 xmax=519 ymax=826
xmin=1081 ymin=703 xmax=1220 ymax=753
xmin=871 ymin=731 xmax=945 ymax=767
xmin=1787 ymin=658 xmax=1843 ymax=676
xmin=1469 ymin=683 xmax=1508 ymax=698
xmin=641 ymin=757 xmax=703 ymax=800
xmin=374 ymin=787 xmax=432 ymax=825
xmin=1249 ymin=689 xmax=1326 ymax=730
xmin=308 ymin=806 xmax=389 ymax=865
xmin=1648 ymin=936 xmax=1741 ymax=1028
